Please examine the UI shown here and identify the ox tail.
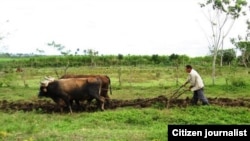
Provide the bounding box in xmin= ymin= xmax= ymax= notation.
xmin=97 ymin=77 xmax=102 ymax=96
xmin=105 ymin=75 xmax=112 ymax=95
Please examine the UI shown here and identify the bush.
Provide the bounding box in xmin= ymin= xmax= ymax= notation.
xmin=230 ymin=77 xmax=246 ymax=87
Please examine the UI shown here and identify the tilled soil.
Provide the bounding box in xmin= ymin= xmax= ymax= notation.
xmin=0 ymin=95 xmax=250 ymax=113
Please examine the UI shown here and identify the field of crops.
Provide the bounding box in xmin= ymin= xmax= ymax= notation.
xmin=0 ymin=65 xmax=250 ymax=141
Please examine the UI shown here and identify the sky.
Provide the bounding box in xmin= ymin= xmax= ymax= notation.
xmin=0 ymin=0 xmax=248 ymax=57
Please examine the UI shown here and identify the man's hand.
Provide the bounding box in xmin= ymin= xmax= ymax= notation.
xmin=182 ymin=82 xmax=188 ymax=88
xmin=189 ymin=86 xmax=193 ymax=91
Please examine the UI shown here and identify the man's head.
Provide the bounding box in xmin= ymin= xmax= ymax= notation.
xmin=185 ymin=65 xmax=192 ymax=73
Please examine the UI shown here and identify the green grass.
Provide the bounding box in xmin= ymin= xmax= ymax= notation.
xmin=0 ymin=106 xmax=249 ymax=141
xmin=1 ymin=66 xmax=250 ymax=100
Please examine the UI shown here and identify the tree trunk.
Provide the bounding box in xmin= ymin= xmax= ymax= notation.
xmin=118 ymin=67 xmax=122 ymax=86
xmin=220 ymin=38 xmax=225 ymax=67
xmin=242 ymin=50 xmax=248 ymax=68
xmin=220 ymin=53 xmax=223 ymax=67
xmin=212 ymin=53 xmax=217 ymax=85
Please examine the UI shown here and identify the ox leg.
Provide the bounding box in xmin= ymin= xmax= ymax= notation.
xmin=101 ymin=97 xmax=105 ymax=111
xmin=87 ymin=98 xmax=94 ymax=105
xmin=84 ymin=97 xmax=94 ymax=111
xmin=63 ymin=100 xmax=73 ymax=114
xmin=89 ymin=86 xmax=105 ymax=111
xmin=101 ymin=90 xmax=110 ymax=107
xmin=68 ymin=106 xmax=73 ymax=114
xmin=61 ymin=96 xmax=73 ymax=114
xmin=96 ymin=96 xmax=105 ymax=111
xmin=69 ymin=99 xmax=74 ymax=106
xmin=53 ymin=98 xmax=66 ymax=113
xmin=74 ymin=100 xmax=83 ymax=111
xmin=66 ymin=102 xmax=73 ymax=114
xmin=69 ymin=99 xmax=82 ymax=111
xmin=105 ymin=95 xmax=111 ymax=107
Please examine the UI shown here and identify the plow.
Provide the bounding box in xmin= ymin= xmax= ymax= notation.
xmin=166 ymin=85 xmax=189 ymax=108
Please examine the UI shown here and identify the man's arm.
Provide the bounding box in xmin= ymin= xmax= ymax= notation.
xmin=182 ymin=75 xmax=191 ymax=87
xmin=182 ymin=81 xmax=189 ymax=87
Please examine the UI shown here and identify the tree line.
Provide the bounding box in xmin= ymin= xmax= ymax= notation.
xmin=0 ymin=50 xmax=246 ymax=70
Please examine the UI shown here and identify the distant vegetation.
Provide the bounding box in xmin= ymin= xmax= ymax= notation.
xmin=0 ymin=51 xmax=241 ymax=69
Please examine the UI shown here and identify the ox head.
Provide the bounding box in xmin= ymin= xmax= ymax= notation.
xmin=38 ymin=76 xmax=55 ymax=97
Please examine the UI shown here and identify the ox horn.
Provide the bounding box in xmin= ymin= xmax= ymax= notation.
xmin=40 ymin=80 xmax=49 ymax=87
xmin=40 ymin=76 xmax=55 ymax=87
xmin=44 ymin=76 xmax=55 ymax=82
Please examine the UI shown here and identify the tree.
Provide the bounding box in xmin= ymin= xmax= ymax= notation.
xmin=231 ymin=19 xmax=250 ymax=67
xmin=169 ymin=53 xmax=179 ymax=65
xmin=35 ymin=48 xmax=45 ymax=55
xmin=151 ymin=54 xmax=160 ymax=64
xmin=217 ymin=48 xmax=236 ymax=65
xmin=47 ymin=41 xmax=72 ymax=55
xmin=117 ymin=54 xmax=123 ymax=65
xmin=75 ymin=48 xmax=80 ymax=55
xmin=83 ymin=49 xmax=99 ymax=66
xmin=235 ymin=41 xmax=250 ymax=67
xmin=199 ymin=0 xmax=248 ymax=85
xmin=47 ymin=41 xmax=71 ymax=77
xmin=169 ymin=54 xmax=189 ymax=66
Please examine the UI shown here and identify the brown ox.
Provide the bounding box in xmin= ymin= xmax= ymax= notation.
xmin=38 ymin=77 xmax=105 ymax=113
xmin=60 ymin=74 xmax=112 ymax=106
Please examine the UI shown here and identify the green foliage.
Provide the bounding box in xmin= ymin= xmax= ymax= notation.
xmin=235 ymin=41 xmax=250 ymax=66
xmin=168 ymin=54 xmax=190 ymax=66
xmin=202 ymin=0 xmax=248 ymax=18
xmin=217 ymin=49 xmax=236 ymax=65
xmin=0 ymin=73 xmax=18 ymax=87
xmin=0 ymin=52 xmax=248 ymax=69
xmin=0 ymin=54 xmax=197 ymax=68
xmin=169 ymin=105 xmax=250 ymax=124
xmin=230 ymin=77 xmax=247 ymax=87
xmin=0 ymin=106 xmax=249 ymax=140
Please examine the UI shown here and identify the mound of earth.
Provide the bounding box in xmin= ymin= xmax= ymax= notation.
xmin=0 ymin=96 xmax=249 ymax=113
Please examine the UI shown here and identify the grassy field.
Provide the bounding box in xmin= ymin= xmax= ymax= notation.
xmin=0 ymin=65 xmax=250 ymax=141
xmin=1 ymin=106 xmax=250 ymax=141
